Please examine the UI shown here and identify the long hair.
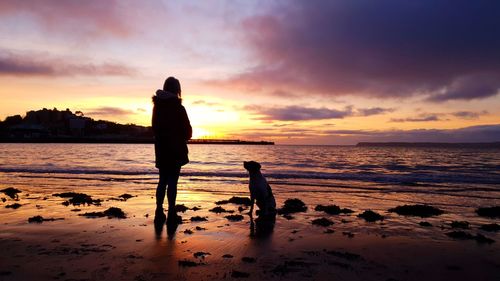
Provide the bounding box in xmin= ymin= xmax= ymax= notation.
xmin=163 ymin=77 xmax=181 ymax=97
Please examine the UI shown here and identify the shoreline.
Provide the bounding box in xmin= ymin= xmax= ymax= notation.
xmin=0 ymin=138 xmax=275 ymax=145
xmin=1 ymin=184 xmax=499 ymax=281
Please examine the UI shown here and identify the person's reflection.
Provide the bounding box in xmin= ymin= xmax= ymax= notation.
xmin=154 ymin=207 xmax=166 ymax=240
xmin=166 ymin=212 xmax=181 ymax=240
xmin=250 ymin=214 xmax=276 ymax=238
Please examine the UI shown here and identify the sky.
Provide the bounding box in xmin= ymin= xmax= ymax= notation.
xmin=1 ymin=0 xmax=500 ymax=144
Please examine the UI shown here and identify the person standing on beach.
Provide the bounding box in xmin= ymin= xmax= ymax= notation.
xmin=152 ymin=77 xmax=192 ymax=221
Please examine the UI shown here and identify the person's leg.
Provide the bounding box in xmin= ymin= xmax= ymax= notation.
xmin=166 ymin=166 xmax=181 ymax=211
xmin=155 ymin=169 xmax=167 ymax=210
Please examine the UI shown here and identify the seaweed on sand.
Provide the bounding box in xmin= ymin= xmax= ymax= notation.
xmin=175 ymin=204 xmax=190 ymax=212
xmin=419 ymin=221 xmax=432 ymax=227
xmin=79 ymin=207 xmax=126 ymax=219
xmin=178 ymin=260 xmax=204 ymax=267
xmin=450 ymin=221 xmax=470 ymax=229
xmin=193 ymin=252 xmax=211 ymax=259
xmin=118 ymin=194 xmax=134 ymax=201
xmin=6 ymin=203 xmax=22 ymax=209
xmin=209 ymin=206 xmax=234 ymax=214
xmin=357 ymin=210 xmax=384 ymax=222
xmin=312 ymin=217 xmax=334 ymax=227
xmin=28 ymin=216 xmax=63 ymax=223
xmin=388 ymin=204 xmax=444 ymax=217
xmin=476 ymin=206 xmax=500 ymax=218
xmin=278 ymin=199 xmax=307 ymax=214
xmin=215 ymin=196 xmax=252 ymax=206
xmin=315 ymin=204 xmax=354 ymax=215
xmin=53 ymin=192 xmax=101 ymax=206
xmin=0 ymin=187 xmax=21 ymax=199
xmin=231 ymin=271 xmax=250 ymax=278
xmin=190 ymin=216 xmax=208 ymax=222
xmin=480 ymin=223 xmax=500 ymax=232
xmin=225 ymin=214 xmax=244 ymax=221
xmin=446 ymin=231 xmax=495 ymax=244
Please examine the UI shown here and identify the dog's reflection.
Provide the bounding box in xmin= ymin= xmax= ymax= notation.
xmin=250 ymin=214 xmax=276 ymax=238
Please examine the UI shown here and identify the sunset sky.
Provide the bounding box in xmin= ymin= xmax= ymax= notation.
xmin=1 ymin=0 xmax=499 ymax=144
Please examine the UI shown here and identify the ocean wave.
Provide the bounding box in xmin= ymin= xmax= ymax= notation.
xmin=1 ymin=167 xmax=500 ymax=185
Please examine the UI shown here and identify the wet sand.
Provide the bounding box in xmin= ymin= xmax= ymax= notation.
xmin=1 ymin=186 xmax=499 ymax=281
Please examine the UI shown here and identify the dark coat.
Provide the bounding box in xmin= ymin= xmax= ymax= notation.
xmin=152 ymin=92 xmax=192 ymax=169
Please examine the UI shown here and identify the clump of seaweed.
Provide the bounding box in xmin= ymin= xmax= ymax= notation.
xmin=28 ymin=216 xmax=63 ymax=223
xmin=0 ymin=187 xmax=21 ymax=199
xmin=357 ymin=210 xmax=384 ymax=222
xmin=178 ymin=260 xmax=204 ymax=267
xmin=79 ymin=207 xmax=126 ymax=219
xmin=450 ymin=221 xmax=470 ymax=229
xmin=419 ymin=221 xmax=433 ymax=227
xmin=225 ymin=214 xmax=244 ymax=221
xmin=446 ymin=231 xmax=495 ymax=244
xmin=6 ymin=203 xmax=22 ymax=209
xmin=312 ymin=217 xmax=334 ymax=227
xmin=476 ymin=206 xmax=500 ymax=218
xmin=241 ymin=257 xmax=256 ymax=263
xmin=326 ymin=250 xmax=362 ymax=261
xmin=53 ymin=192 xmax=101 ymax=206
xmin=118 ymin=194 xmax=134 ymax=201
xmin=190 ymin=216 xmax=208 ymax=222
xmin=480 ymin=223 xmax=500 ymax=232
xmin=216 ymin=196 xmax=252 ymax=206
xmin=193 ymin=252 xmax=211 ymax=259
xmin=278 ymin=199 xmax=307 ymax=214
xmin=231 ymin=271 xmax=250 ymax=278
xmin=388 ymin=204 xmax=444 ymax=217
xmin=209 ymin=206 xmax=234 ymax=214
xmin=315 ymin=204 xmax=353 ymax=215
xmin=175 ymin=204 xmax=190 ymax=213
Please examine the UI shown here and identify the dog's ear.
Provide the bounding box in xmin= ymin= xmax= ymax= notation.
xmin=254 ymin=161 xmax=261 ymax=170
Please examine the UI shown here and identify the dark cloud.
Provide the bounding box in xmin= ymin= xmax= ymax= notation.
xmin=356 ymin=107 xmax=395 ymax=116
xmin=233 ymin=124 xmax=500 ymax=144
xmin=451 ymin=110 xmax=488 ymax=120
xmin=214 ymin=0 xmax=500 ymax=101
xmin=0 ymin=51 xmax=135 ymax=77
xmin=244 ymin=105 xmax=393 ymax=121
xmin=244 ymin=105 xmax=353 ymax=121
xmin=86 ymin=107 xmax=134 ymax=116
xmin=390 ymin=113 xmax=443 ymax=123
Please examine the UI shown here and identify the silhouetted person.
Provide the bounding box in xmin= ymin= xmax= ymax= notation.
xmin=152 ymin=77 xmax=192 ymax=224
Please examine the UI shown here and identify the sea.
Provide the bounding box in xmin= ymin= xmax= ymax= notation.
xmin=1 ymin=143 xmax=499 ymax=220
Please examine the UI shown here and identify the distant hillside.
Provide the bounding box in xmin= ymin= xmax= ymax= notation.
xmin=0 ymin=108 xmax=152 ymax=142
xmin=0 ymin=108 xmax=273 ymax=145
xmin=356 ymin=142 xmax=500 ymax=148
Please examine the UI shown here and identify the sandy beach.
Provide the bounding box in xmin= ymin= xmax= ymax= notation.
xmin=1 ymin=182 xmax=499 ymax=281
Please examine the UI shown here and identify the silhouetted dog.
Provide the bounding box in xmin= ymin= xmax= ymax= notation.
xmin=244 ymin=161 xmax=276 ymax=217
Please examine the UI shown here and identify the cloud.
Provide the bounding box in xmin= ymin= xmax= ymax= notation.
xmin=0 ymin=51 xmax=136 ymax=77
xmin=244 ymin=105 xmax=393 ymax=121
xmin=244 ymin=105 xmax=353 ymax=121
xmin=0 ymin=0 xmax=162 ymax=38
xmin=451 ymin=110 xmax=489 ymax=120
xmin=391 ymin=110 xmax=489 ymax=122
xmin=356 ymin=107 xmax=395 ymax=116
xmin=192 ymin=100 xmax=220 ymax=106
xmin=85 ymin=107 xmax=134 ymax=117
xmin=390 ymin=113 xmax=443 ymax=122
xmin=212 ymin=0 xmax=500 ymax=101
xmin=233 ymin=124 xmax=500 ymax=144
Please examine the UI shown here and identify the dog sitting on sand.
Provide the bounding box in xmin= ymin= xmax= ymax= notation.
xmin=244 ymin=161 xmax=276 ymax=217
